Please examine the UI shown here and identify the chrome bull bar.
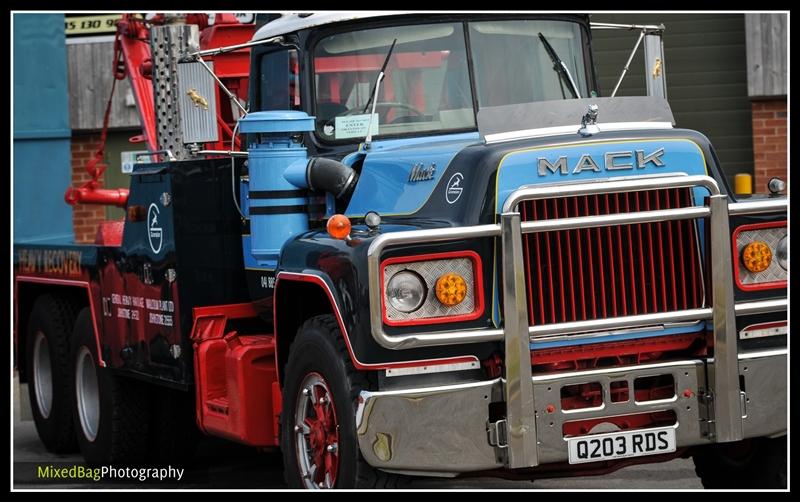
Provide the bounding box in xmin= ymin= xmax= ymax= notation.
xmin=365 ymin=174 xmax=787 ymax=468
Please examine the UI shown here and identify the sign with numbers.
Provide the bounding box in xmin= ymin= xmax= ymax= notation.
xmin=64 ymin=14 xmax=122 ymax=36
xmin=64 ymin=13 xmax=254 ymax=37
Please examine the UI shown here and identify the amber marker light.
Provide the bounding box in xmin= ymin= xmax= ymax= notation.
xmin=435 ymin=272 xmax=468 ymax=306
xmin=741 ymin=241 xmax=772 ymax=273
xmin=326 ymin=214 xmax=352 ymax=240
xmin=127 ymin=205 xmax=146 ymax=222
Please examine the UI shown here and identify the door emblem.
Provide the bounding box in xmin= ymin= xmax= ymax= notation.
xmin=445 ymin=172 xmax=464 ymax=204
xmin=147 ymin=203 xmax=163 ymax=254
xmin=409 ymin=162 xmax=436 ymax=182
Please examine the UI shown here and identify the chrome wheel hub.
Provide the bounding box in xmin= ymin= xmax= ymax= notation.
xmin=75 ymin=346 xmax=100 ymax=441
xmin=294 ymin=373 xmax=339 ymax=489
xmin=32 ymin=331 xmax=53 ymax=419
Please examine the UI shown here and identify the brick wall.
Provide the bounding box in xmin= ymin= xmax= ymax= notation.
xmin=71 ymin=133 xmax=106 ymax=243
xmin=751 ymin=99 xmax=788 ymax=192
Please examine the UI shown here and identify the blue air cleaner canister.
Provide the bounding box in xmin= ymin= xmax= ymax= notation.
xmin=238 ymin=111 xmax=315 ymax=264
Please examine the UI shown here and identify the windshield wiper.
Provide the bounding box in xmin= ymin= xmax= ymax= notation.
xmin=362 ymin=38 xmax=397 ymax=113
xmin=538 ymin=32 xmax=582 ymax=99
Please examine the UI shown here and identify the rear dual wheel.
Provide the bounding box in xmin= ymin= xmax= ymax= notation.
xmin=69 ymin=310 xmax=198 ymax=466
xmin=25 ymin=295 xmax=80 ymax=453
xmin=70 ymin=308 xmax=150 ymax=465
xmin=26 ymin=297 xmax=196 ymax=466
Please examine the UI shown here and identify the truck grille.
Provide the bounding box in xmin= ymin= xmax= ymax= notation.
xmin=520 ymin=188 xmax=705 ymax=326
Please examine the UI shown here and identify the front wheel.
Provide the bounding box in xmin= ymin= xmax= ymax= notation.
xmin=692 ymin=436 xmax=786 ymax=488
xmin=280 ymin=315 xmax=406 ymax=489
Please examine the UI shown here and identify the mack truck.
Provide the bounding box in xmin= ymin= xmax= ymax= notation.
xmin=13 ymin=12 xmax=788 ymax=489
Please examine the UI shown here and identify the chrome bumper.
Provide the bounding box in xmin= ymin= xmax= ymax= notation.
xmin=365 ymin=174 xmax=787 ymax=474
xmin=356 ymin=350 xmax=786 ymax=475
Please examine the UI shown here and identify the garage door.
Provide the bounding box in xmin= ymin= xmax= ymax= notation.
xmin=590 ymin=14 xmax=753 ymax=189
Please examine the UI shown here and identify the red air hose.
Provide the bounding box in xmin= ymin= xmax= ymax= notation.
xmin=64 ymin=33 xmax=130 ymax=208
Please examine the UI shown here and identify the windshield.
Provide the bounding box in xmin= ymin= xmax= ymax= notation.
xmin=313 ymin=22 xmax=473 ymax=141
xmin=312 ymin=19 xmax=589 ymax=142
xmin=469 ymin=20 xmax=589 ymax=106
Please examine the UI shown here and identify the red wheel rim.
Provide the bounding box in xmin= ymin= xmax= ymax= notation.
xmin=294 ymin=372 xmax=339 ymax=488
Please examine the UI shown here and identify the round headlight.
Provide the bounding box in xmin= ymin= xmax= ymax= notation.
xmin=777 ymin=235 xmax=787 ymax=270
xmin=741 ymin=241 xmax=772 ymax=273
xmin=386 ymin=271 xmax=426 ymax=313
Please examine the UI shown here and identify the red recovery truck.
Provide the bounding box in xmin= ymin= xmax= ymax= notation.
xmin=14 ymin=13 xmax=787 ymax=489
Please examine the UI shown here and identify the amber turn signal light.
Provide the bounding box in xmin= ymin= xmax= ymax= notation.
xmin=326 ymin=214 xmax=352 ymax=240
xmin=435 ymin=272 xmax=468 ymax=306
xmin=127 ymin=205 xmax=147 ymax=222
xmin=741 ymin=241 xmax=772 ymax=273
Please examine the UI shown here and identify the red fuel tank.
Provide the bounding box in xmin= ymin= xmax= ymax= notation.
xmin=192 ymin=305 xmax=279 ymax=447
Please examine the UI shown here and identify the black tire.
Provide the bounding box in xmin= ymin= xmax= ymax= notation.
xmin=25 ymin=294 xmax=80 ymax=453
xmin=70 ymin=308 xmax=150 ymax=465
xmin=280 ymin=315 xmax=406 ymax=489
xmin=693 ymin=436 xmax=786 ymax=488
xmin=146 ymin=386 xmax=199 ymax=465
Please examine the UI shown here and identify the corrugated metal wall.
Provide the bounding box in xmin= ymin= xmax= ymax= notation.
xmin=13 ymin=14 xmax=74 ymax=243
xmin=591 ymin=14 xmax=753 ymax=188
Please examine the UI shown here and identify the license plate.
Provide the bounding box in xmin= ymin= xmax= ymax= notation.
xmin=567 ymin=427 xmax=676 ymax=464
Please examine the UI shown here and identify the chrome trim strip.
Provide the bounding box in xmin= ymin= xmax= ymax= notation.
xmin=519 ymin=206 xmax=710 ymax=234
xmin=529 ymin=323 xmax=669 ymax=344
xmin=530 ymin=351 xmax=786 ymax=384
xmin=515 ymin=171 xmax=688 ymax=189
xmin=484 ymin=121 xmax=673 ymax=144
xmin=367 ymin=224 xmax=502 ymax=350
xmin=500 ymin=213 xmax=538 ymax=467
xmin=367 ymin=327 xmax=505 ymax=350
xmin=502 ymin=174 xmax=719 ymax=213
xmin=367 ymin=224 xmax=502 ymax=254
xmin=728 ymin=199 xmax=788 ymax=216
xmin=528 ymin=308 xmax=712 ymax=340
xmin=708 ymin=194 xmax=742 ymax=442
xmin=384 ymin=360 xmax=479 ymax=377
xmin=527 ymin=300 xmax=785 ymax=342
xmin=734 ymin=299 xmax=788 ymax=316
xmin=738 ymin=348 xmax=788 ymax=360
xmin=358 ymin=378 xmax=500 ymax=409
xmin=562 ymin=403 xmax=606 ymax=414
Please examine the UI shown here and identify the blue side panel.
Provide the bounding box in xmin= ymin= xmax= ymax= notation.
xmin=13 ymin=140 xmax=74 ymax=244
xmin=242 ymin=234 xmax=277 ymax=270
xmin=345 ymin=132 xmax=480 ymax=217
xmin=13 ymin=14 xmax=73 ymax=244
xmin=239 ymin=181 xmax=276 ymax=270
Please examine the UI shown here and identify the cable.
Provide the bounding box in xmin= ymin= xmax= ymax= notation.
xmin=231 ymin=118 xmax=246 ymax=219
